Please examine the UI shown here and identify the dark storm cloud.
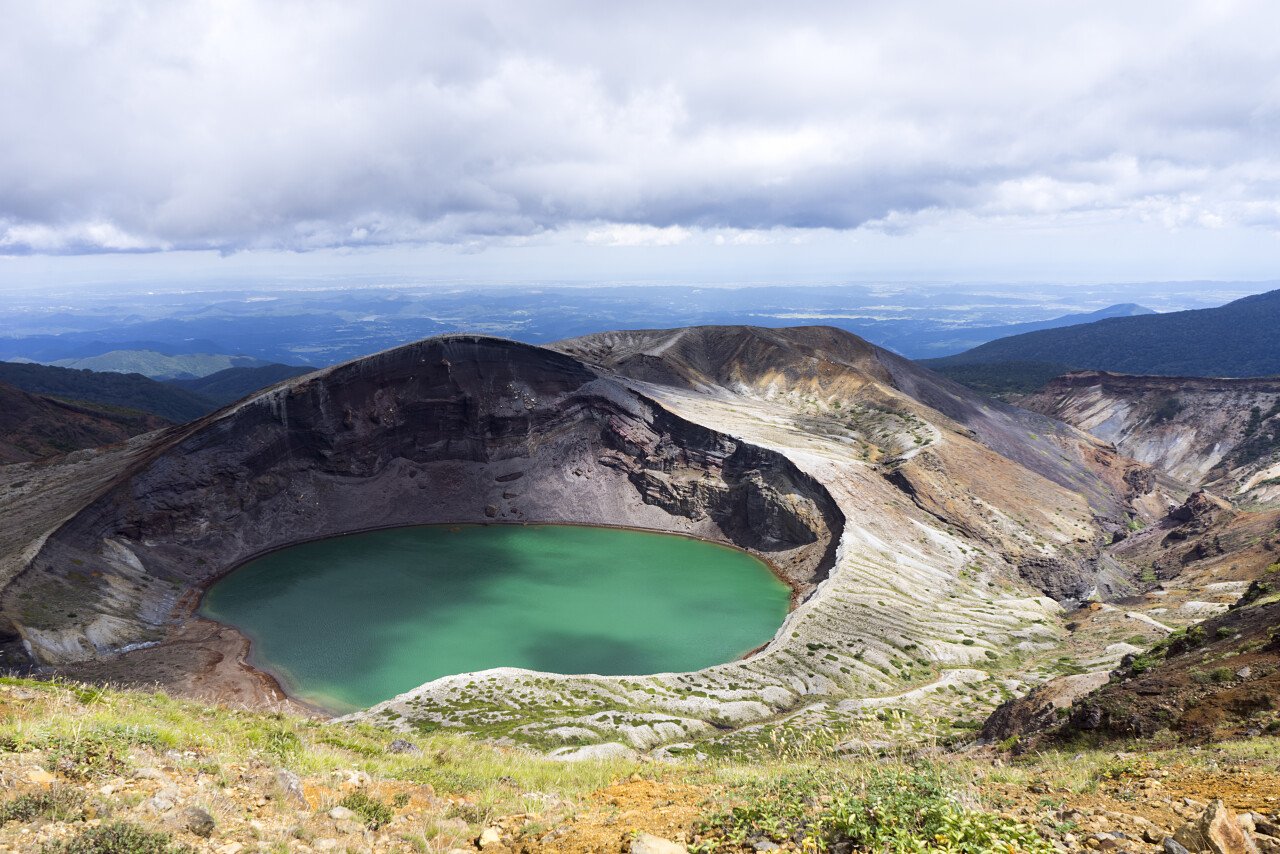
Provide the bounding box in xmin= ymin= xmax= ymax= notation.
xmin=1 ymin=1 xmax=1277 ymax=254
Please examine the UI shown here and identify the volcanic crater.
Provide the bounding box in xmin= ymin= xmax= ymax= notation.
xmin=0 ymin=326 xmax=1145 ymax=757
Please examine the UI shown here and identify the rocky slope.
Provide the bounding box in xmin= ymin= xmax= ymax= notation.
xmin=976 ymin=370 xmax=1280 ymax=748
xmin=985 ymin=573 xmax=1280 ymax=748
xmin=554 ymin=325 xmax=1147 ymax=526
xmin=0 ymin=326 xmax=1155 ymax=756
xmin=1020 ymin=371 xmax=1280 ymax=505
xmin=982 ymin=489 xmax=1280 ymax=748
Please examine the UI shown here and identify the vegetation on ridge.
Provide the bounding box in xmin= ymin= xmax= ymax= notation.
xmin=0 ymin=361 xmax=215 ymax=423
xmin=917 ymin=360 xmax=1074 ymax=400
xmin=166 ymin=363 xmax=315 ymax=406
xmin=928 ymin=287 xmax=1280 ymax=378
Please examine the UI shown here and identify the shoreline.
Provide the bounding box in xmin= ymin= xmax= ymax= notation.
xmin=55 ymin=616 xmax=324 ymax=718
xmin=184 ymin=520 xmax=812 ymax=716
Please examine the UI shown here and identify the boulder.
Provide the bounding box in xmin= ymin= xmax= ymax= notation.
xmin=181 ymin=805 xmax=216 ymax=838
xmin=387 ymin=738 xmax=422 ymax=755
xmin=631 ymin=833 xmax=688 ymax=854
xmin=272 ymin=768 xmax=310 ymax=809
xmin=1173 ymin=800 xmax=1259 ymax=854
xmin=25 ymin=766 xmax=56 ymax=787
xmin=147 ymin=794 xmax=175 ymax=813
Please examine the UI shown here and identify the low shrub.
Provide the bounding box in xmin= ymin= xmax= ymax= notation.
xmin=42 ymin=821 xmax=189 ymax=854
xmin=45 ymin=735 xmax=130 ymax=781
xmin=690 ymin=768 xmax=1053 ymax=852
xmin=338 ymin=790 xmax=395 ymax=829
xmin=0 ymin=787 xmax=85 ymax=825
xmin=1209 ymin=667 xmax=1236 ymax=684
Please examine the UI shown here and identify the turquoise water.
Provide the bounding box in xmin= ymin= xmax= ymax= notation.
xmin=199 ymin=524 xmax=790 ymax=712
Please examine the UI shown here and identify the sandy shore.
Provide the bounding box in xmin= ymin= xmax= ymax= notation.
xmin=56 ymin=617 xmax=320 ymax=717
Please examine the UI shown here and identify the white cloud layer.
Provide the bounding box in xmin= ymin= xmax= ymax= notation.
xmin=1 ymin=1 xmax=1278 ymax=256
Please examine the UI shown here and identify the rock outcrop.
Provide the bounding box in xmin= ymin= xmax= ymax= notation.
xmin=1021 ymin=371 xmax=1280 ymax=504
xmin=983 ymin=589 xmax=1280 ymax=746
xmin=980 ymin=670 xmax=1111 ymax=745
xmin=1174 ymin=800 xmax=1261 ymax=854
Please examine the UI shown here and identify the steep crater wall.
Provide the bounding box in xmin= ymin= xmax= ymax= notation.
xmin=0 ymin=336 xmax=842 ymax=671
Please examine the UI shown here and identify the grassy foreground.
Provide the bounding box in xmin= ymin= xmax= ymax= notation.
xmin=0 ymin=676 xmax=1276 ymax=852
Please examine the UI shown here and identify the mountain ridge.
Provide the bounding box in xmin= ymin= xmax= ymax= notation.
xmin=0 ymin=361 xmax=216 ymax=422
xmin=49 ymin=349 xmax=275 ymax=380
xmin=926 ymin=288 xmax=1280 ymax=377
xmin=166 ymin=363 xmax=317 ymax=405
xmin=0 ymin=382 xmax=169 ymax=464
xmin=908 ymin=302 xmax=1155 ymax=357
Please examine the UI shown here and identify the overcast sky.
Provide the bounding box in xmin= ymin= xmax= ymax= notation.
xmin=1 ymin=1 xmax=1278 ymax=289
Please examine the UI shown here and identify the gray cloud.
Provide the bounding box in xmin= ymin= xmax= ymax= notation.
xmin=1 ymin=1 xmax=1278 ymax=254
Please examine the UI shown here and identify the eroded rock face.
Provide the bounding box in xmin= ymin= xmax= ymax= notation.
xmin=1021 ymin=371 xmax=1280 ymax=505
xmin=1174 ymin=800 xmax=1260 ymax=854
xmin=0 ymin=336 xmax=841 ymax=666
xmin=980 ymin=671 xmax=1110 ymax=745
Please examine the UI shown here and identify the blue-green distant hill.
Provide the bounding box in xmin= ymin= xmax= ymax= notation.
xmin=924 ymin=288 xmax=1280 ymax=379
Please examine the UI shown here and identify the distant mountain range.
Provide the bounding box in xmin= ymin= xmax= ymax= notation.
xmin=0 ymin=361 xmax=315 ymax=426
xmin=0 ymin=362 xmax=217 ymax=423
xmin=906 ymin=302 xmax=1154 ymax=357
xmin=46 ymin=349 xmax=274 ymax=380
xmin=924 ymin=288 xmax=1280 ymax=379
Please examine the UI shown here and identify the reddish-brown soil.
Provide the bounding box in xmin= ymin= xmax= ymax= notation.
xmin=58 ymin=617 xmax=316 ymax=715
